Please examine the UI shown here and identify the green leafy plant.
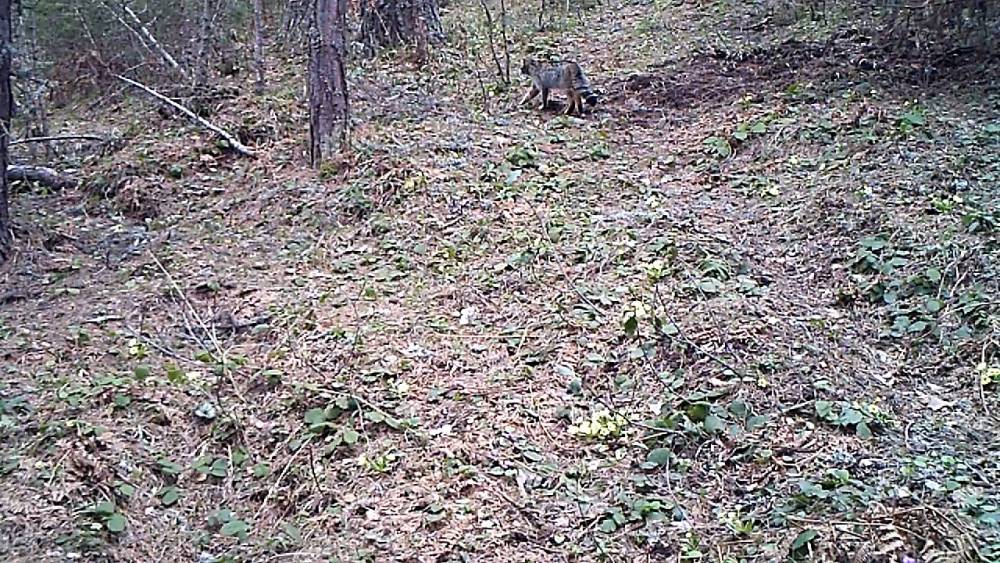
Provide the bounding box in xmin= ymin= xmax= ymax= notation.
xmin=787 ymin=469 xmax=879 ymax=514
xmin=358 ymin=451 xmax=399 ymax=473
xmin=209 ymin=509 xmax=250 ymax=542
xmin=597 ymin=494 xmax=673 ymax=533
xmin=644 ymin=397 xmax=768 ymax=446
xmin=157 ymin=458 xmax=182 ymax=476
xmin=790 ymin=529 xmax=819 ymax=558
xmin=978 ymin=363 xmax=1000 ymax=387
xmin=303 ymin=395 xmax=360 ymax=434
xmin=723 ymin=510 xmax=756 ymax=535
xmin=896 ymin=104 xmax=927 ymax=135
xmin=192 ymin=456 xmax=229 ymax=478
xmin=704 ymin=136 xmax=732 ymax=158
xmin=505 ymin=144 xmax=538 ymax=168
xmin=159 ymin=486 xmax=181 ymax=507
xmin=90 ymin=501 xmax=127 ymax=534
xmin=814 ymin=400 xmax=891 ymax=438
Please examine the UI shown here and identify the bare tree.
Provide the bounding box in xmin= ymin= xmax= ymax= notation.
xmin=283 ymin=0 xmax=311 ymax=40
xmin=195 ymin=0 xmax=213 ymax=85
xmin=359 ymin=0 xmax=445 ymax=56
xmin=16 ymin=5 xmax=50 ymax=161
xmin=308 ymin=0 xmax=350 ymax=165
xmin=0 ymin=0 xmax=12 ymax=263
xmin=253 ymin=0 xmax=266 ymax=93
xmin=477 ymin=0 xmax=509 ymax=84
xmin=100 ymin=1 xmax=189 ymax=79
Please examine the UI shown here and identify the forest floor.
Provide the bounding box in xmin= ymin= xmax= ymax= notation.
xmin=2 ymin=1 xmax=999 ymax=562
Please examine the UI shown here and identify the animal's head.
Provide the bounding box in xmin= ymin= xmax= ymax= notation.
xmin=521 ymin=58 xmax=538 ymax=75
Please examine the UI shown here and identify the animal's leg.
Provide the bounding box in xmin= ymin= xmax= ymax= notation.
xmin=519 ymin=86 xmax=539 ymax=105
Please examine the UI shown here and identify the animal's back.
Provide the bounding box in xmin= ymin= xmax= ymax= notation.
xmin=520 ymin=57 xmax=598 ymax=114
xmin=537 ymin=64 xmax=566 ymax=89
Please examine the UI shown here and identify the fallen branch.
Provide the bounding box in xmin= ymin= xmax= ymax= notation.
xmin=116 ymin=75 xmax=256 ymax=158
xmin=7 ymin=165 xmax=79 ymax=190
xmin=11 ymin=134 xmax=105 ymax=145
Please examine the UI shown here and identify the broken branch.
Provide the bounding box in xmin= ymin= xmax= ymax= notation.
xmin=7 ymin=165 xmax=79 ymax=190
xmin=115 ymin=75 xmax=256 ymax=158
xmin=11 ymin=134 xmax=105 ymax=145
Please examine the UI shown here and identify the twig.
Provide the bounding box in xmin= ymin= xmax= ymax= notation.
xmin=435 ymin=332 xmax=543 ymax=339
xmin=306 ymin=441 xmax=323 ymax=494
xmin=471 ymin=49 xmax=492 ymax=114
xmin=497 ymin=0 xmax=511 ymax=83
xmin=651 ymin=283 xmax=742 ymax=376
xmin=11 ymin=134 xmax=105 ymax=145
xmin=116 ymin=74 xmax=256 ymax=157
xmin=253 ymin=433 xmax=314 ymax=522
xmin=123 ymin=325 xmax=196 ymax=366
xmin=527 ymin=203 xmax=609 ymax=318
xmin=148 ymin=251 xmax=248 ymax=411
xmin=979 ymin=340 xmax=992 ymax=413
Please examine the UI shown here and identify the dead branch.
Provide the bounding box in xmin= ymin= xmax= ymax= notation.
xmin=11 ymin=134 xmax=105 ymax=145
xmin=122 ymin=4 xmax=187 ymax=77
xmin=7 ymin=165 xmax=79 ymax=190
xmin=99 ymin=1 xmax=188 ymax=78
xmin=116 ymin=75 xmax=256 ymax=158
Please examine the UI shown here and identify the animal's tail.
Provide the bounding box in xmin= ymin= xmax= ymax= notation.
xmin=573 ymin=68 xmax=599 ymax=106
xmin=575 ymin=84 xmax=599 ymax=106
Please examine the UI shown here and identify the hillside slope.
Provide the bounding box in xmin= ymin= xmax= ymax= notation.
xmin=2 ymin=1 xmax=998 ymax=561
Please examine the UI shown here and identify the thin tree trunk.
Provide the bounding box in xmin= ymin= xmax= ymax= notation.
xmin=122 ymin=4 xmax=188 ymax=77
xmin=196 ymin=0 xmax=213 ymax=85
xmin=308 ymin=0 xmax=350 ymax=166
xmin=477 ymin=0 xmax=506 ymax=84
xmin=0 ymin=0 xmax=12 ymax=264
xmin=359 ymin=0 xmax=445 ymax=56
xmin=498 ymin=0 xmax=510 ymax=83
xmin=253 ymin=0 xmax=266 ymax=93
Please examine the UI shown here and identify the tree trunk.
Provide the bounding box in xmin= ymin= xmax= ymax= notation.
xmin=0 ymin=0 xmax=12 ymax=264
xmin=359 ymin=0 xmax=445 ymax=56
xmin=308 ymin=0 xmax=350 ymax=166
xmin=115 ymin=3 xmax=188 ymax=78
xmin=282 ymin=0 xmax=311 ymax=39
xmin=253 ymin=0 xmax=266 ymax=93
xmin=196 ymin=0 xmax=213 ymax=85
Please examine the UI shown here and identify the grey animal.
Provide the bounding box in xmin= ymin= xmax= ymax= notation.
xmin=519 ymin=58 xmax=598 ymax=115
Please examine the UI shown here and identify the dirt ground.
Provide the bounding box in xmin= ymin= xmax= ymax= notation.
xmin=1 ymin=1 xmax=998 ymax=562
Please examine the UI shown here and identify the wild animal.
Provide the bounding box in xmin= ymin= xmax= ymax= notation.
xmin=519 ymin=58 xmax=598 ymax=116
